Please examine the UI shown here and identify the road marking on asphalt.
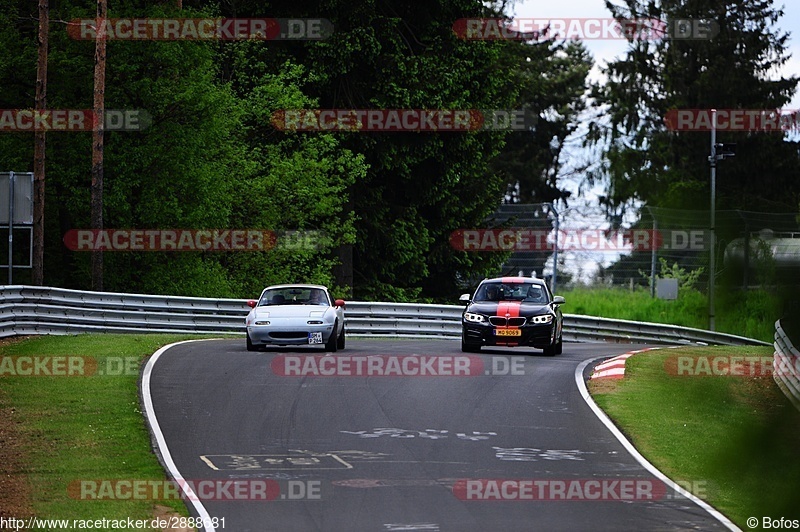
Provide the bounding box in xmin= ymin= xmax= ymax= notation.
xmin=200 ymin=453 xmax=352 ymax=470
xmin=340 ymin=428 xmax=497 ymax=441
xmin=199 ymin=456 xmax=219 ymax=470
xmin=383 ymin=524 xmax=440 ymax=531
xmin=493 ymin=447 xmax=594 ymax=462
xmin=290 ymin=449 xmax=394 ymax=462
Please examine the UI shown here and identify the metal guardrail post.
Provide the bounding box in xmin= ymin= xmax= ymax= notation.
xmin=773 ymin=320 xmax=800 ymax=411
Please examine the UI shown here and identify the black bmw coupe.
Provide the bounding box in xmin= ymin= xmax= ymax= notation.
xmin=460 ymin=277 xmax=565 ymax=355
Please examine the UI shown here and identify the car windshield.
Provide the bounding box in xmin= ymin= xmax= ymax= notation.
xmin=258 ymin=287 xmax=329 ymax=306
xmin=474 ymin=282 xmax=549 ymax=303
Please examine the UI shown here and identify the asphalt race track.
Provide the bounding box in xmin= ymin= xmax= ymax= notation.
xmin=143 ymin=339 xmax=731 ymax=532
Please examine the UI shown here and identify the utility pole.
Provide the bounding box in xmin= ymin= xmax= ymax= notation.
xmin=549 ymin=203 xmax=558 ymax=294
xmin=650 ymin=217 xmax=657 ymax=298
xmin=707 ymin=108 xmax=736 ymax=331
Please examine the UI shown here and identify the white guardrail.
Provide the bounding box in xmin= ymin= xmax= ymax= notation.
xmin=773 ymin=320 xmax=800 ymax=410
xmin=0 ymin=285 xmax=770 ymax=347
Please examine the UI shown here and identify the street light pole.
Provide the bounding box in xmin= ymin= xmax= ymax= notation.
xmin=709 ymin=109 xmax=716 ymax=331
xmin=549 ymin=202 xmax=559 ymax=294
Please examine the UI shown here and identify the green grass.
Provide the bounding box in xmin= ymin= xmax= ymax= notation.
xmin=0 ymin=334 xmax=223 ymax=525
xmin=590 ymin=346 xmax=800 ymax=527
xmin=561 ymin=287 xmax=780 ymax=342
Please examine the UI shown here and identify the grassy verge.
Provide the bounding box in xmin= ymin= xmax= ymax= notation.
xmin=0 ymin=334 xmax=223 ymax=526
xmin=562 ymin=287 xmax=780 ymax=342
xmin=589 ymin=345 xmax=800 ymax=528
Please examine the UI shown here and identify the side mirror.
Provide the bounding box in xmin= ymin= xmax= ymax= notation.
xmin=552 ymin=296 xmax=565 ymax=305
xmin=246 ymin=300 xmax=257 ymax=308
xmin=334 ymin=299 xmax=346 ymax=308
xmin=459 ymin=293 xmax=471 ymax=304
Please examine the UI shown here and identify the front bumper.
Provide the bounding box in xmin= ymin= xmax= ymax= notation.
xmin=247 ymin=321 xmax=335 ymax=346
xmin=462 ymin=321 xmax=557 ymax=348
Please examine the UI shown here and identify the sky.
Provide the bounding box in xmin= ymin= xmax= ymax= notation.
xmin=503 ymin=0 xmax=800 ymax=283
xmin=512 ymin=0 xmax=800 ymax=109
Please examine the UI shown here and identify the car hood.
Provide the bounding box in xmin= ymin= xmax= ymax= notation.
xmin=466 ymin=301 xmax=552 ymax=316
xmin=251 ymin=305 xmax=333 ymax=319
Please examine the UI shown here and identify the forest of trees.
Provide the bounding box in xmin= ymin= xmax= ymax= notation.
xmin=1 ymin=0 xmax=797 ymax=301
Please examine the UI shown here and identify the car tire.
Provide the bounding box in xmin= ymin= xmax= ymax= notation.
xmin=461 ymin=336 xmax=481 ymax=353
xmin=325 ymin=322 xmax=339 ymax=352
xmin=337 ymin=328 xmax=346 ymax=350
xmin=246 ymin=334 xmax=258 ymax=352
xmin=554 ymin=336 xmax=563 ymax=355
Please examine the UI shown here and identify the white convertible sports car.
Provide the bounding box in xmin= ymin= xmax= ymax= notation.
xmin=245 ymin=284 xmax=346 ymax=352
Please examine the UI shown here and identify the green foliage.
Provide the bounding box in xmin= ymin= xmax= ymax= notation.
xmin=0 ymin=0 xmax=592 ymax=300
xmin=494 ymin=40 xmax=593 ymax=204
xmin=588 ymin=0 xmax=800 ymax=215
xmin=640 ymin=257 xmax=704 ymax=291
xmin=750 ymin=238 xmax=777 ymax=287
xmin=563 ymin=286 xmax=779 ymax=342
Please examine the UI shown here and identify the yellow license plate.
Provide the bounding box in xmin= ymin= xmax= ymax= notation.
xmin=494 ymin=329 xmax=522 ymax=337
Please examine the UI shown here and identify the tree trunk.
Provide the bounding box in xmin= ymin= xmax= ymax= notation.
xmin=90 ymin=0 xmax=106 ymax=291
xmin=32 ymin=0 xmax=48 ymax=285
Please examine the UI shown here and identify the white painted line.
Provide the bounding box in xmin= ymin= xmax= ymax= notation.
xmin=142 ymin=339 xmax=218 ymax=532
xmin=575 ymin=356 xmax=741 ymax=532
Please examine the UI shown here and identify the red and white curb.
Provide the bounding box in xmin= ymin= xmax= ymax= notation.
xmin=590 ymin=347 xmax=678 ymax=380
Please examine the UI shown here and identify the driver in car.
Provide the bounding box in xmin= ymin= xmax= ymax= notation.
xmin=485 ymin=284 xmax=501 ymax=301
xmin=526 ymin=285 xmax=545 ymax=303
xmin=308 ymin=290 xmax=327 ymax=305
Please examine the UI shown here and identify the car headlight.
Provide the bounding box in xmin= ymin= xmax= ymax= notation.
xmin=254 ymin=320 xmax=270 ymax=325
xmin=307 ymin=320 xmax=324 ymax=325
xmin=464 ymin=312 xmax=487 ymax=323
xmin=529 ymin=314 xmax=553 ymax=324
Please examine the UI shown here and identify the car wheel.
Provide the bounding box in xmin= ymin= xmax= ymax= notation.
xmin=337 ymin=328 xmax=346 ymax=350
xmin=246 ymin=334 xmax=258 ymax=352
xmin=325 ymin=322 xmax=339 ymax=352
xmin=461 ymin=336 xmax=481 ymax=353
xmin=554 ymin=336 xmax=563 ymax=355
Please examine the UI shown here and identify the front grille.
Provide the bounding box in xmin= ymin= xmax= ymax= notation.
xmin=489 ymin=317 xmax=526 ymax=326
